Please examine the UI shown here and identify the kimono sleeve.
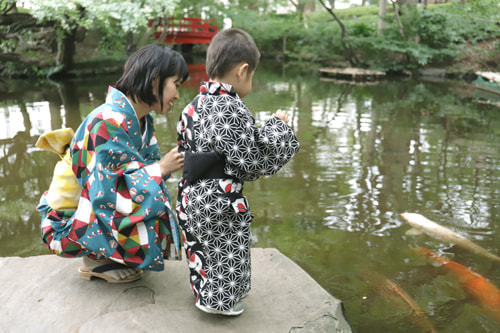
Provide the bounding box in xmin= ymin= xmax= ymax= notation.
xmin=72 ymin=111 xmax=169 ymax=223
xmin=212 ymin=98 xmax=299 ymax=180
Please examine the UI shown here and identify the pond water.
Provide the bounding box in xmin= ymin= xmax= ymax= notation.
xmin=1 ymin=61 xmax=499 ymax=332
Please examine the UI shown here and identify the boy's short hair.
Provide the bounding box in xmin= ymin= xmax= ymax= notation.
xmin=115 ymin=44 xmax=188 ymax=109
xmin=206 ymin=28 xmax=260 ymax=79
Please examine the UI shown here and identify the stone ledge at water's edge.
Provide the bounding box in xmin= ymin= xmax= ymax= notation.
xmin=0 ymin=248 xmax=352 ymax=333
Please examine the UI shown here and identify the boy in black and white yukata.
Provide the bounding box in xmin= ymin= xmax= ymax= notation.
xmin=176 ymin=28 xmax=300 ymax=316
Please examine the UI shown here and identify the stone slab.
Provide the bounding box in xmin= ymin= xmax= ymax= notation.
xmin=0 ymin=248 xmax=352 ymax=333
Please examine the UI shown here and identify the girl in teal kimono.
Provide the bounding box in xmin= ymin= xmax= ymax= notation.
xmin=36 ymin=44 xmax=188 ymax=283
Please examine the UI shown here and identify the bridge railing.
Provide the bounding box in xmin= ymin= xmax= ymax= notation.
xmin=149 ymin=17 xmax=218 ymax=44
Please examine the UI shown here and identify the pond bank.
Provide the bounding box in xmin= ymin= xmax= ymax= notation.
xmin=0 ymin=248 xmax=352 ymax=332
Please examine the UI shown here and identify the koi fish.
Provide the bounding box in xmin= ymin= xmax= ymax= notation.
xmin=359 ymin=271 xmax=436 ymax=333
xmin=413 ymin=247 xmax=500 ymax=321
xmin=385 ymin=278 xmax=436 ymax=332
xmin=401 ymin=212 xmax=500 ymax=262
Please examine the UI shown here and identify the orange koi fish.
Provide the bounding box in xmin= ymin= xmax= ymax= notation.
xmin=360 ymin=271 xmax=436 ymax=333
xmin=384 ymin=278 xmax=437 ymax=333
xmin=413 ymin=247 xmax=500 ymax=321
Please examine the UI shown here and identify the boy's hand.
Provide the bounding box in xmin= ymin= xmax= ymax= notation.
xmin=273 ymin=109 xmax=289 ymax=124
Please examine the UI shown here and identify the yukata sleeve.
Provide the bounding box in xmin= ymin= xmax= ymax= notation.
xmin=176 ymin=104 xmax=190 ymax=153
xmin=212 ymin=98 xmax=300 ymax=180
xmin=176 ymin=97 xmax=199 ymax=154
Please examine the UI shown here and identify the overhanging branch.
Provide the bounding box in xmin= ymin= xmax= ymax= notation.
xmin=316 ymin=0 xmax=361 ymax=66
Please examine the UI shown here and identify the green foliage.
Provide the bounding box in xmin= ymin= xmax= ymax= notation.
xmin=28 ymin=0 xmax=179 ymax=52
xmin=306 ymin=4 xmax=379 ymax=21
xmin=0 ymin=39 xmax=17 ymax=53
xmin=3 ymin=0 xmax=500 ymax=76
xmin=0 ymin=0 xmax=185 ymax=78
xmin=230 ymin=10 xmax=300 ymax=56
xmin=0 ymin=0 xmax=16 ymax=12
xmin=30 ymin=0 xmax=178 ymax=33
xmin=171 ymin=0 xmax=226 ymax=28
xmin=354 ymin=6 xmax=462 ymax=69
xmin=271 ymin=1 xmax=497 ymax=71
xmin=434 ymin=0 xmax=500 ymax=44
xmin=335 ymin=4 xmax=380 ymax=19
xmin=412 ymin=8 xmax=457 ymax=48
xmin=351 ymin=22 xmax=373 ymax=37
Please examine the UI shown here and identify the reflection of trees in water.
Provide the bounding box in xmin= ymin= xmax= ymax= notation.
xmin=262 ymin=78 xmax=500 ymax=236
xmin=0 ymin=202 xmax=47 ymax=257
xmin=0 ymin=78 xmax=110 ymax=255
xmin=1 ymin=131 xmax=31 ymax=186
xmin=1 ymin=78 xmax=109 ymax=187
xmin=2 ymin=75 xmax=500 ymax=259
xmin=0 ymin=126 xmax=52 ymax=255
xmin=1 ymin=83 xmax=69 ymax=194
xmin=341 ymin=81 xmax=500 ymax=236
xmin=207 ymin=75 xmax=500 ymax=332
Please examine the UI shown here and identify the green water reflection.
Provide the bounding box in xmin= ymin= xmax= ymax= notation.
xmin=1 ymin=62 xmax=499 ymax=332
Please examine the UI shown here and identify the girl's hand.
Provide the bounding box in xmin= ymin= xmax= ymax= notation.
xmin=159 ymin=147 xmax=184 ymax=177
xmin=273 ymin=109 xmax=290 ymax=124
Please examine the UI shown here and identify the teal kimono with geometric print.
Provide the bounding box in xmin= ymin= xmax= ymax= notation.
xmin=37 ymin=86 xmax=181 ymax=270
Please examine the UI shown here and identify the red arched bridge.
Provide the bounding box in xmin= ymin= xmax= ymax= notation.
xmin=149 ymin=17 xmax=218 ymax=44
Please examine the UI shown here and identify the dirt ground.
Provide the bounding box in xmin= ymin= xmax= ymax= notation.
xmin=446 ymin=40 xmax=500 ymax=75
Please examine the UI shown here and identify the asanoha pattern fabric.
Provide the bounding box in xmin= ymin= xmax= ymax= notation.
xmin=37 ymin=86 xmax=181 ymax=270
xmin=176 ymin=81 xmax=300 ymax=312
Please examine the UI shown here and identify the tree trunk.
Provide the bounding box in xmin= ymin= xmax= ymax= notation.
xmin=159 ymin=16 xmax=169 ymax=44
xmin=378 ymin=0 xmax=387 ymax=36
xmin=139 ymin=19 xmax=160 ymax=48
xmin=0 ymin=10 xmax=77 ymax=77
xmin=1 ymin=1 xmax=17 ymax=15
xmin=0 ymin=13 xmax=37 ymax=32
xmin=304 ymin=0 xmax=316 ymax=13
xmin=52 ymin=4 xmax=85 ymax=76
xmin=56 ymin=30 xmax=76 ymax=71
xmin=392 ymin=1 xmax=406 ymax=39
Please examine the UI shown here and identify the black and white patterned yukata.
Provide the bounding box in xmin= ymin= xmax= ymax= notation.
xmin=176 ymin=81 xmax=300 ymax=312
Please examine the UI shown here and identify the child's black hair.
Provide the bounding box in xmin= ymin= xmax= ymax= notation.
xmin=206 ymin=28 xmax=260 ymax=79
